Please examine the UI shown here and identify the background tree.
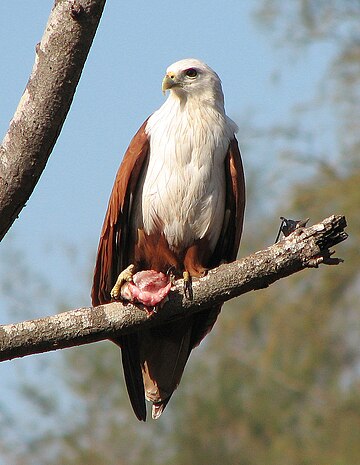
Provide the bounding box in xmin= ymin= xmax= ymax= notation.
xmin=164 ymin=3 xmax=360 ymax=464
xmin=0 ymin=1 xmax=358 ymax=464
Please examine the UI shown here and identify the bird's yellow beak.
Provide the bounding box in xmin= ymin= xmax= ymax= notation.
xmin=162 ymin=74 xmax=177 ymax=94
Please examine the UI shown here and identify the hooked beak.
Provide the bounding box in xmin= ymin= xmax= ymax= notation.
xmin=162 ymin=74 xmax=179 ymax=94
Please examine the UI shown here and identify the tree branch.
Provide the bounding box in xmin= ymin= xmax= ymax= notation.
xmin=0 ymin=215 xmax=347 ymax=362
xmin=0 ymin=0 xmax=106 ymax=241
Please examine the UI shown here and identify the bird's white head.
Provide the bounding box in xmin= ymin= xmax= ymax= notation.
xmin=162 ymin=58 xmax=225 ymax=110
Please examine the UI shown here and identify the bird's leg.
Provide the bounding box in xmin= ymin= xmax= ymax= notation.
xmin=183 ymin=271 xmax=193 ymax=300
xmin=110 ymin=264 xmax=136 ymax=300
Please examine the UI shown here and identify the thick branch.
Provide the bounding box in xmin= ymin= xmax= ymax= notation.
xmin=0 ymin=0 xmax=106 ymax=241
xmin=0 ymin=215 xmax=347 ymax=362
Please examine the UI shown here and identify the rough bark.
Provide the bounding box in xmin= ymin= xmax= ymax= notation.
xmin=0 ymin=215 xmax=347 ymax=362
xmin=0 ymin=0 xmax=106 ymax=241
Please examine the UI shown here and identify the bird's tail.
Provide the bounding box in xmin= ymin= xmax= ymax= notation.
xmin=139 ymin=318 xmax=193 ymax=419
xmin=112 ymin=335 xmax=147 ymax=421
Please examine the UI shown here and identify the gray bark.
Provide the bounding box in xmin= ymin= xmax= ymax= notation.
xmin=0 ymin=0 xmax=106 ymax=241
xmin=0 ymin=215 xmax=347 ymax=362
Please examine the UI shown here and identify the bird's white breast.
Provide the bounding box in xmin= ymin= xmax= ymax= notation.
xmin=134 ymin=96 xmax=236 ymax=253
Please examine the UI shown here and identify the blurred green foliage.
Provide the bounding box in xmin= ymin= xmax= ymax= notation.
xmin=1 ymin=1 xmax=359 ymax=464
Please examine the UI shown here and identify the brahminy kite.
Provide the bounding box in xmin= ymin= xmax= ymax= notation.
xmin=92 ymin=58 xmax=245 ymax=420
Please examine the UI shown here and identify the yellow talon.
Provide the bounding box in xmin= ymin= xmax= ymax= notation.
xmin=110 ymin=264 xmax=135 ymax=300
xmin=183 ymin=271 xmax=193 ymax=300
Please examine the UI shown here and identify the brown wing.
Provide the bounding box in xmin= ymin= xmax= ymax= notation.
xmin=92 ymin=131 xmax=245 ymax=421
xmin=190 ymin=136 xmax=246 ymax=348
xmin=91 ymin=119 xmax=150 ymax=307
xmin=91 ymin=120 xmax=150 ymax=421
xmin=211 ymin=135 xmax=245 ymax=265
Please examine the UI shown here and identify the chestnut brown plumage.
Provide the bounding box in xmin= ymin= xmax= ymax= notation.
xmin=92 ymin=59 xmax=245 ymax=420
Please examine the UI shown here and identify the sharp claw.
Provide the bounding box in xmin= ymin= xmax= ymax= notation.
xmin=110 ymin=285 xmax=120 ymax=300
xmin=166 ymin=266 xmax=176 ymax=285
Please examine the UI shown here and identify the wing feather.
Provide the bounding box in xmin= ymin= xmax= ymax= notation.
xmin=91 ymin=120 xmax=150 ymax=421
xmin=190 ymin=136 xmax=245 ymax=349
xmin=211 ymin=135 xmax=245 ymax=265
xmin=91 ymin=120 xmax=150 ymax=307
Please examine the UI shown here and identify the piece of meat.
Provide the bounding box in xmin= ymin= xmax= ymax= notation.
xmin=120 ymin=270 xmax=172 ymax=308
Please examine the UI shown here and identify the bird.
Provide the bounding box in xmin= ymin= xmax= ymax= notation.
xmin=91 ymin=58 xmax=245 ymax=421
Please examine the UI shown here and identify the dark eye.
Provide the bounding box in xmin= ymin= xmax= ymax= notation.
xmin=185 ymin=68 xmax=198 ymax=78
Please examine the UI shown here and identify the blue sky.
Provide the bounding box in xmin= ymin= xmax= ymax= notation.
xmin=0 ymin=1 xmax=334 ymax=309
xmin=0 ymin=1 xmax=336 ymax=453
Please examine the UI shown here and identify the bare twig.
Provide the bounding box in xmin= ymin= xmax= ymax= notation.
xmin=0 ymin=215 xmax=347 ymax=362
xmin=0 ymin=0 xmax=106 ymax=241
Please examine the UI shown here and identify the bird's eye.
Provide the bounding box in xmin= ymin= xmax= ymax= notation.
xmin=185 ymin=68 xmax=198 ymax=78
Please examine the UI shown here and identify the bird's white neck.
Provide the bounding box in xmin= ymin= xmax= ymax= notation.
xmin=138 ymin=90 xmax=237 ymax=252
xmin=146 ymin=91 xmax=237 ymax=144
